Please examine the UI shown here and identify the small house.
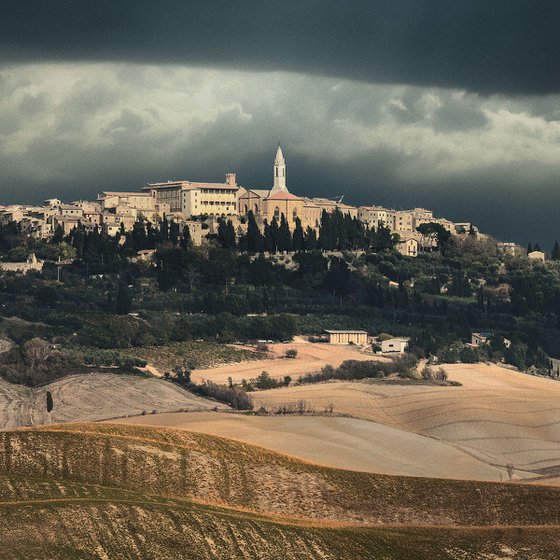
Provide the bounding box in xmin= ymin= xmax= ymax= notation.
xmin=471 ymin=332 xmax=493 ymax=346
xmin=381 ymin=337 xmax=410 ymax=354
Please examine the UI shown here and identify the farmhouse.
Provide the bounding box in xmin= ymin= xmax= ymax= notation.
xmin=471 ymin=332 xmax=493 ymax=346
xmin=381 ymin=337 xmax=410 ymax=354
xmin=325 ymin=330 xmax=368 ymax=345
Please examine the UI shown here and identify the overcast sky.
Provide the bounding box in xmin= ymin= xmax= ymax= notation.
xmin=2 ymin=2 xmax=560 ymax=246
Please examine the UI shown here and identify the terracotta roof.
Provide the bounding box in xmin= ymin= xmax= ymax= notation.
xmin=265 ymin=191 xmax=302 ymax=201
xmin=239 ymin=189 xmax=271 ymax=199
xmin=100 ymin=191 xmax=152 ymax=197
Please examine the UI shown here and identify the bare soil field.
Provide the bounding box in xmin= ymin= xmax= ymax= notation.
xmin=253 ymin=363 xmax=560 ymax=480
xmin=0 ymin=373 xmax=224 ymax=429
xmin=192 ymin=339 xmax=385 ymax=384
xmin=112 ymin=411 xmax=507 ymax=480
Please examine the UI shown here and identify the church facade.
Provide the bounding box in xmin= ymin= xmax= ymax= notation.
xmin=237 ymin=146 xmax=351 ymax=230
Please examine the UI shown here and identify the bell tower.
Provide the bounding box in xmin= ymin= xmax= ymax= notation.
xmin=272 ymin=144 xmax=287 ymax=192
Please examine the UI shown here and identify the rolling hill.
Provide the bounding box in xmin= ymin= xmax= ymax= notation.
xmin=0 ymin=373 xmax=224 ymax=429
xmin=1 ymin=422 xmax=560 ymax=559
xmin=253 ymin=363 xmax=560 ymax=480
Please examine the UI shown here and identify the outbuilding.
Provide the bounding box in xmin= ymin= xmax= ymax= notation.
xmin=381 ymin=337 xmax=410 ymax=354
xmin=325 ymin=330 xmax=368 ymax=345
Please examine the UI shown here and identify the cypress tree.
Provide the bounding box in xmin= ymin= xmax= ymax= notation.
xmin=318 ymin=210 xmax=333 ymax=251
xmin=263 ymin=220 xmax=274 ymax=253
xmin=226 ymin=220 xmax=237 ymax=249
xmin=46 ymin=391 xmax=54 ymax=413
xmin=180 ymin=225 xmax=192 ymax=249
xmin=169 ymin=220 xmax=180 ymax=245
xmin=246 ymin=210 xmax=263 ymax=253
xmin=159 ymin=215 xmax=169 ymax=243
xmin=292 ymin=217 xmax=304 ymax=251
xmin=304 ymin=226 xmax=317 ymax=250
xmin=277 ymin=214 xmax=292 ymax=252
xmin=116 ymin=282 xmax=132 ymax=315
xmin=132 ymin=220 xmax=146 ymax=252
xmin=552 ymin=241 xmax=560 ymax=260
xmin=217 ymin=219 xmax=229 ymax=249
xmin=269 ymin=217 xmax=279 ymax=253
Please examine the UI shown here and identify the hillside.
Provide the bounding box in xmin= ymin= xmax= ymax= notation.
xmin=112 ymin=411 xmax=507 ymax=480
xmin=2 ymin=423 xmax=560 ymax=558
xmin=3 ymin=422 xmax=560 ymax=526
xmin=2 ymin=476 xmax=560 ymax=560
xmin=0 ymin=374 xmax=225 ymax=429
xmin=191 ymin=339 xmax=381 ymax=384
xmin=253 ymin=363 xmax=560 ymax=480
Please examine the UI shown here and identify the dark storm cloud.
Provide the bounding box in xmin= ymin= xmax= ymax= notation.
xmin=2 ymin=1 xmax=560 ymax=94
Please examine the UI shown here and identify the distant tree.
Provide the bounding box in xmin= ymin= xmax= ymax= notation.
xmin=263 ymin=220 xmax=273 ymax=253
xmin=226 ymin=220 xmax=237 ymax=250
xmin=421 ymin=366 xmax=434 ymax=381
xmin=169 ymin=220 xmax=180 ymax=245
xmin=46 ymin=390 xmax=54 ymax=413
xmin=303 ymin=226 xmax=317 ymax=250
xmin=324 ymin=256 xmax=351 ymax=296
xmin=318 ymin=210 xmax=334 ymax=251
xmin=158 ymin=215 xmax=169 ymax=243
xmin=285 ymin=348 xmax=298 ymax=359
xmin=527 ymin=242 xmax=533 ymax=254
xmin=217 ymin=219 xmax=236 ymax=249
xmin=217 ymin=219 xmax=229 ymax=249
xmin=277 ymin=214 xmax=292 ymax=252
xmin=52 ymin=224 xmax=64 ymax=244
xmin=416 ymin=222 xmax=451 ymax=251
xmin=552 ymin=241 xmax=560 ymax=261
xmin=292 ymin=217 xmax=304 ymax=251
xmin=116 ymin=282 xmax=132 ymax=315
xmin=269 ymin=217 xmax=279 ymax=253
xmin=180 ymin=225 xmax=192 ymax=249
xmin=246 ymin=211 xmax=263 ymax=253
xmin=459 ymin=346 xmax=480 ymax=363
xmin=504 ymin=342 xmax=528 ymax=370
xmin=132 ymin=220 xmax=147 ymax=252
xmin=173 ymin=365 xmax=191 ymax=384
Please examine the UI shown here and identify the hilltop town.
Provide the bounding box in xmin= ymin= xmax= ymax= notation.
xmin=0 ymin=146 xmax=479 ymax=262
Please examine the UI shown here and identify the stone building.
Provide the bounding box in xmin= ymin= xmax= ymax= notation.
xmin=325 ymin=330 xmax=368 ymax=345
xmin=237 ymin=146 xmax=356 ymax=230
xmin=143 ymin=174 xmax=238 ymax=218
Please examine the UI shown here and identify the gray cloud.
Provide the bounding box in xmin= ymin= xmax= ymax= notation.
xmin=1 ymin=2 xmax=560 ymax=95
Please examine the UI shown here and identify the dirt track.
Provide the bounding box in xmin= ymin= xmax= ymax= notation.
xmin=192 ymin=339 xmax=385 ymax=384
xmin=0 ymin=373 xmax=224 ymax=429
xmin=252 ymin=363 xmax=560 ymax=479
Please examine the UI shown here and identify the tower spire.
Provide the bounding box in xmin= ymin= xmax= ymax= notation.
xmin=272 ymin=144 xmax=287 ymax=192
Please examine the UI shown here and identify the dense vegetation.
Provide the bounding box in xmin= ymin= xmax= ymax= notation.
xmin=1 ymin=214 xmax=560 ymax=387
xmin=298 ymin=356 xmax=417 ymax=384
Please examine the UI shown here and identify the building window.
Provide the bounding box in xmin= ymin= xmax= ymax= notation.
xmin=274 ymin=207 xmax=280 ymax=220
